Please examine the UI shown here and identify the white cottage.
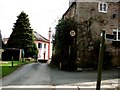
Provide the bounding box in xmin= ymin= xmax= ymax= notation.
xmin=33 ymin=31 xmax=51 ymax=60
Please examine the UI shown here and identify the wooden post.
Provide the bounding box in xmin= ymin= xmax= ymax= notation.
xmin=19 ymin=49 xmax=22 ymax=60
xmin=44 ymin=52 xmax=45 ymax=60
xmin=22 ymin=49 xmax=24 ymax=62
xmin=12 ymin=56 xmax=14 ymax=67
xmin=48 ymin=27 xmax=51 ymax=59
xmin=96 ymin=30 xmax=105 ymax=90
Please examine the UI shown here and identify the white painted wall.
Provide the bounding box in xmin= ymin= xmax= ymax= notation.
xmin=35 ymin=41 xmax=49 ymax=60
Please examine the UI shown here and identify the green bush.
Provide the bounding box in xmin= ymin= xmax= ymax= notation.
xmin=50 ymin=51 xmax=61 ymax=68
xmin=51 ymin=18 xmax=77 ymax=71
xmin=24 ymin=43 xmax=38 ymax=58
xmin=50 ymin=48 xmax=77 ymax=71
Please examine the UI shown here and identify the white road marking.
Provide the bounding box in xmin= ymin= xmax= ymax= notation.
xmin=0 ymin=85 xmax=117 ymax=89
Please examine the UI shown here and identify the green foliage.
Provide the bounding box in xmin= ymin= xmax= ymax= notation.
xmin=51 ymin=18 xmax=77 ymax=71
xmin=50 ymin=50 xmax=61 ymax=68
xmin=0 ymin=61 xmax=34 ymax=78
xmin=7 ymin=11 xmax=38 ymax=57
xmin=24 ymin=43 xmax=38 ymax=57
xmin=1 ymin=66 xmax=18 ymax=78
xmin=55 ymin=18 xmax=77 ymax=49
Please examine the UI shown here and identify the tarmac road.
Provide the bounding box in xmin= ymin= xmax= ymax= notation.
xmin=2 ymin=63 xmax=52 ymax=85
xmin=0 ymin=62 xmax=119 ymax=90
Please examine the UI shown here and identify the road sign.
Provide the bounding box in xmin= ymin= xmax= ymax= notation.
xmin=70 ymin=30 xmax=76 ymax=37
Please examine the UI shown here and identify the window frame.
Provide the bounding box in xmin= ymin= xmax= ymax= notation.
xmin=38 ymin=43 xmax=42 ymax=49
xmin=44 ymin=44 xmax=46 ymax=49
xmin=113 ymin=29 xmax=120 ymax=41
xmin=98 ymin=2 xmax=108 ymax=13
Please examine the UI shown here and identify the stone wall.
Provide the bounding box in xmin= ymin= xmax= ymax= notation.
xmin=75 ymin=2 xmax=119 ymax=66
xmin=63 ymin=1 xmax=119 ymax=67
xmin=76 ymin=2 xmax=119 ymax=35
xmin=63 ymin=2 xmax=76 ymax=19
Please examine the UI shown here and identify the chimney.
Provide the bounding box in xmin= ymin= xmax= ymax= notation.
xmin=48 ymin=27 xmax=51 ymax=59
xmin=48 ymin=27 xmax=51 ymax=41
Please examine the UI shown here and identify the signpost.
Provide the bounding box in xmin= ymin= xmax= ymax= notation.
xmin=96 ymin=29 xmax=119 ymax=90
xmin=12 ymin=56 xmax=14 ymax=67
xmin=69 ymin=30 xmax=76 ymax=55
xmin=70 ymin=30 xmax=76 ymax=37
xmin=96 ymin=29 xmax=105 ymax=90
xmin=69 ymin=30 xmax=76 ymax=70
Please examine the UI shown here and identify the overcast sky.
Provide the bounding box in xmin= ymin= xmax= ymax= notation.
xmin=0 ymin=0 xmax=69 ymax=39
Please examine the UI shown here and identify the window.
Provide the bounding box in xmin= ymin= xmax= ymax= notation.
xmin=98 ymin=2 xmax=108 ymax=13
xmin=38 ymin=43 xmax=42 ymax=48
xmin=112 ymin=14 xmax=117 ymax=19
xmin=44 ymin=44 xmax=46 ymax=49
xmin=113 ymin=29 xmax=120 ymax=41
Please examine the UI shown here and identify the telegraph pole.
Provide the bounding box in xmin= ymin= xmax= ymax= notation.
xmin=96 ymin=29 xmax=105 ymax=90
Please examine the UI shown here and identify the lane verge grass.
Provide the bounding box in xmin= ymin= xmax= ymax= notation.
xmin=0 ymin=61 xmax=34 ymax=78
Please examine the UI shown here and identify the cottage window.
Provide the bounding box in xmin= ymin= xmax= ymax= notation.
xmin=113 ymin=29 xmax=120 ymax=41
xmin=38 ymin=43 xmax=42 ymax=48
xmin=44 ymin=44 xmax=46 ymax=49
xmin=98 ymin=2 xmax=108 ymax=13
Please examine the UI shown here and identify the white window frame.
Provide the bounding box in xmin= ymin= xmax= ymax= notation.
xmin=113 ymin=29 xmax=120 ymax=41
xmin=38 ymin=43 xmax=42 ymax=49
xmin=44 ymin=44 xmax=46 ymax=49
xmin=98 ymin=2 xmax=108 ymax=13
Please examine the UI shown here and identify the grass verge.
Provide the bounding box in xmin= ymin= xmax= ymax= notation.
xmin=0 ymin=66 xmax=18 ymax=78
xmin=0 ymin=60 xmax=34 ymax=78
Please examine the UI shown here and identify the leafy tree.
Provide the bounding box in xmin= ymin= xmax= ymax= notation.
xmin=7 ymin=11 xmax=38 ymax=57
xmin=51 ymin=18 xmax=77 ymax=71
xmin=55 ymin=18 xmax=77 ymax=49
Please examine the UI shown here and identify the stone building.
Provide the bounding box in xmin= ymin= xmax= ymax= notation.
xmin=63 ymin=0 xmax=120 ymax=67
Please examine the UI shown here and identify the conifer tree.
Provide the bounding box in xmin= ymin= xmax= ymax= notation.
xmin=7 ymin=11 xmax=38 ymax=57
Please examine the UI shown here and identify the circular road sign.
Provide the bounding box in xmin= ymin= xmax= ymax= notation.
xmin=70 ymin=30 xmax=76 ymax=37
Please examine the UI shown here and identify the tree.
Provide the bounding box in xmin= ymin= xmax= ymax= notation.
xmin=7 ymin=11 xmax=38 ymax=57
xmin=51 ymin=18 xmax=77 ymax=71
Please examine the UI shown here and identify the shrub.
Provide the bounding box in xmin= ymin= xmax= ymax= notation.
xmin=51 ymin=18 xmax=77 ymax=71
xmin=50 ymin=50 xmax=61 ymax=68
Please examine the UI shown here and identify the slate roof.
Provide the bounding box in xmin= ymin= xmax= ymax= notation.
xmin=33 ymin=31 xmax=49 ymax=43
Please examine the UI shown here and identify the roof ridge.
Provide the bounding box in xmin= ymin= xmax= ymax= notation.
xmin=33 ymin=31 xmax=49 ymax=42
